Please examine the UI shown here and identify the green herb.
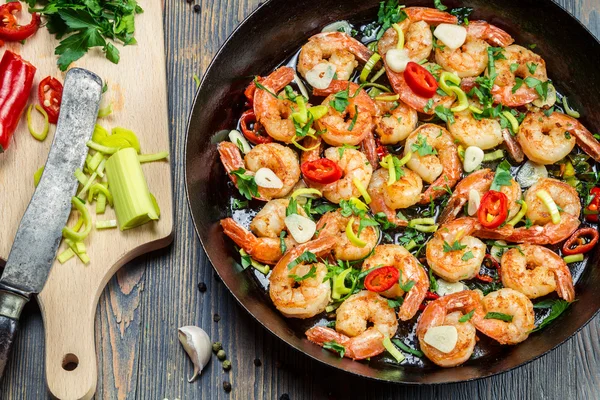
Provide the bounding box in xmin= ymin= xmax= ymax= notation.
xmin=528 ymin=43 xmax=537 ymax=49
xmin=348 ymin=105 xmax=359 ymax=131
xmin=459 ymin=310 xmax=475 ymax=323
xmin=490 ymin=160 xmax=513 ymax=191
xmin=288 ymin=266 xmax=317 ymax=282
xmin=461 ymin=251 xmax=474 ymax=261
xmin=565 ymin=131 xmax=572 ymax=140
xmin=512 ymin=77 xmax=524 ymax=94
xmin=254 ymin=78 xmax=279 ymax=99
xmin=428 ymin=267 xmax=438 ymax=292
xmin=287 ymin=251 xmax=317 ymax=270
xmin=449 ymin=7 xmax=473 ymax=24
xmin=376 ymin=0 xmax=408 ymax=40
xmin=338 ymin=143 xmax=358 ymax=158
xmin=330 ymin=86 xmax=350 ymax=112
xmin=311 ymin=202 xmax=337 ymax=216
xmin=374 ymin=212 xmax=397 ymax=230
xmin=392 ymin=339 xmax=424 ymax=357
xmin=286 ymin=197 xmax=298 ymax=216
xmin=424 ymin=63 xmax=442 ymax=76
xmin=411 ymin=134 xmax=437 ymax=157
xmin=432 ymin=39 xmax=445 ymax=51
xmin=323 ymin=341 xmax=346 ymax=357
xmin=358 ymin=217 xmax=379 ymax=236
xmin=484 ymin=312 xmax=513 ymax=322
xmin=434 ymin=0 xmax=447 ymax=11
xmin=398 ymin=270 xmax=415 ymax=292
xmin=509 ymin=63 xmax=519 ymax=73
xmin=231 ymin=199 xmax=248 ymax=210
xmin=339 ymin=199 xmax=366 ymax=218
xmin=293 ymin=114 xmax=314 ymax=138
xmin=443 ymin=240 xmax=467 ymax=253
xmin=326 ymin=320 xmax=336 ymax=328
xmin=423 ymin=99 xmax=434 ymax=113
xmin=527 ymin=62 xmax=538 ymax=74
xmin=467 ymin=280 xmax=503 ymax=295
xmin=279 ymin=231 xmax=287 ymax=254
xmin=524 ymin=77 xmax=548 ymax=100
xmin=230 ymin=169 xmax=259 ymax=200
xmin=387 ymin=298 xmax=404 ymax=308
xmin=524 ymin=216 xmax=533 ymax=229
xmin=530 ymin=299 xmax=572 ymax=332
xmin=434 ymin=106 xmax=455 ymax=124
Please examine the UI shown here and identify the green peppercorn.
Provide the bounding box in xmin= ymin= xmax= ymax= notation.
xmin=222 ymin=360 xmax=232 ymax=371
xmin=217 ymin=349 xmax=226 ymax=360
xmin=212 ymin=342 xmax=222 ymax=353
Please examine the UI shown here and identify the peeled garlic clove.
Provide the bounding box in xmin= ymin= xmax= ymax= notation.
xmin=386 ymin=48 xmax=411 ymax=73
xmin=284 ymin=214 xmax=316 ymax=243
xmin=436 ymin=279 xmax=467 ymax=296
xmin=178 ymin=326 xmax=212 ymax=383
xmin=423 ymin=325 xmax=458 ymax=353
xmin=254 ymin=168 xmax=283 ymax=189
xmin=305 ymin=63 xmax=335 ymax=89
xmin=463 ymin=146 xmax=484 ymax=172
xmin=467 ymin=189 xmax=481 ymax=216
xmin=433 ymin=24 xmax=467 ymax=50
xmin=229 ymin=130 xmax=251 ymax=154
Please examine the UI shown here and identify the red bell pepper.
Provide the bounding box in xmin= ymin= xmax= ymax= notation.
xmin=301 ymin=158 xmax=343 ymax=184
xmin=478 ymin=191 xmax=509 ymax=229
xmin=404 ymin=62 xmax=438 ymax=98
xmin=0 ymin=2 xmax=41 ymax=42
xmin=38 ymin=76 xmax=64 ymax=124
xmin=0 ymin=50 xmax=36 ymax=152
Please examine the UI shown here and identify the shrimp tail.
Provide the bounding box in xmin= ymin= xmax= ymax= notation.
xmin=439 ymin=169 xmax=494 ymax=224
xmin=405 ymin=7 xmax=458 ymax=25
xmin=570 ymin=120 xmax=600 ymax=163
xmin=419 ymin=171 xmax=461 ymax=205
xmin=221 ymin=218 xmax=281 ymax=265
xmin=300 ymin=135 xmax=323 ymax=164
xmin=368 ymin=194 xmax=408 ymax=227
xmin=502 ymin=128 xmax=525 ymax=163
xmin=218 ymin=141 xmax=245 ymax=178
xmin=467 ymin=21 xmax=514 ymax=47
xmin=398 ymin=273 xmax=428 ymax=321
xmin=360 ymin=131 xmax=380 ymax=168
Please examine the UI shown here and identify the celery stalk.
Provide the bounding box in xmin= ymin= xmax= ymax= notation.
xmin=87 ymin=152 xmax=104 ymax=171
xmin=96 ymin=192 xmax=107 ymax=214
xmin=105 ymin=148 xmax=159 ymax=230
xmin=58 ymin=248 xmax=75 ymax=264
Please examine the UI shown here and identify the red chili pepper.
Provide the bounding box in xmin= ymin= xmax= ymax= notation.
xmin=0 ymin=2 xmax=40 ymax=42
xmin=244 ymin=77 xmax=264 ymax=106
xmin=475 ymin=273 xmax=494 ymax=283
xmin=403 ymin=62 xmax=438 ymax=98
xmin=301 ymin=159 xmax=343 ymax=185
xmin=0 ymin=50 xmax=36 ymax=152
xmin=562 ymin=228 xmax=599 ymax=255
xmin=239 ymin=109 xmax=272 ymax=145
xmin=584 ymin=187 xmax=600 ymax=223
xmin=38 ymin=76 xmax=63 ymax=124
xmin=478 ymin=190 xmax=509 ymax=229
xmin=425 ymin=291 xmax=440 ymax=300
xmin=364 ymin=266 xmax=399 ymax=293
xmin=419 ymin=302 xmax=428 ymax=311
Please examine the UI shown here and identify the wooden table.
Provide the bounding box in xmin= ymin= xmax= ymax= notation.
xmin=1 ymin=0 xmax=599 ymax=398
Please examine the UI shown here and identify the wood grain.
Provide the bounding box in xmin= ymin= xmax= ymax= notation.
xmin=1 ymin=0 xmax=599 ymax=399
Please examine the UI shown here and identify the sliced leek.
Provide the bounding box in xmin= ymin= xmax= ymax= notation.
xmin=352 ymin=178 xmax=371 ymax=204
xmin=33 ymin=166 xmax=44 ymax=187
xmin=27 ymin=104 xmax=49 ymax=141
xmin=507 ymin=200 xmax=528 ymax=226
xmin=62 ymin=197 xmax=92 ymax=242
xmin=346 ymin=217 xmax=367 ymax=247
xmin=536 ymin=190 xmax=561 ymax=224
xmin=382 ymin=337 xmax=405 ymax=363
xmin=139 ymin=152 xmax=170 ymax=163
xmin=96 ymin=219 xmax=118 ymax=229
xmin=360 ymin=53 xmax=382 ymax=83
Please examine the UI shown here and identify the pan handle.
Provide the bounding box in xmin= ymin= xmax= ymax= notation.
xmin=0 ymin=290 xmax=28 ymax=379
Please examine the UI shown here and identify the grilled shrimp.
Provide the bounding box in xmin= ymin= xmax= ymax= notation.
xmin=250 ymin=198 xmax=308 ymax=238
xmin=316 ymin=210 xmax=378 ymax=261
xmin=518 ymin=111 xmax=600 ymax=164
xmin=491 ymin=45 xmax=548 ymax=107
xmin=313 ymin=81 xmax=379 ymax=146
xmin=244 ymin=143 xmax=301 ymax=199
xmin=362 ymin=245 xmax=429 ymax=320
xmin=447 ymin=100 xmax=504 ymax=150
xmin=367 ymin=167 xmax=423 ymax=216
xmin=403 ymin=124 xmax=462 ymax=203
xmin=269 ymin=236 xmax=336 ymax=318
xmin=308 ymin=146 xmax=373 ymax=204
xmin=426 ymin=218 xmax=487 ymax=282
xmin=435 ymin=21 xmax=514 ymax=78
xmin=525 ymin=178 xmax=581 ymax=225
xmin=474 ymin=288 xmax=535 ymax=345
xmin=297 ymin=32 xmax=373 ymax=81
xmin=375 ymin=99 xmax=418 ymax=145
xmin=501 ymin=244 xmax=575 ymax=301
xmin=416 ymin=290 xmax=483 ymax=367
xmin=253 ymin=66 xmax=297 ymax=143
xmin=305 ymin=291 xmax=398 ymax=360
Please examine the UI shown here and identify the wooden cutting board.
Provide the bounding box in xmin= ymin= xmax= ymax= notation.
xmin=0 ymin=1 xmax=173 ymax=399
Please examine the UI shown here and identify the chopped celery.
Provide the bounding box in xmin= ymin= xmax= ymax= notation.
xmin=96 ymin=158 xmax=107 ymax=178
xmin=96 ymin=219 xmax=118 ymax=229
xmin=93 ymin=124 xmax=109 ymax=142
xmin=76 ymin=241 xmax=87 ymax=254
xmin=138 ymin=152 xmax=169 ymax=163
xmin=73 ymin=217 xmax=84 ymax=232
xmin=105 ymin=148 xmax=159 ymax=230
xmin=88 ymin=182 xmax=113 ymax=206
xmin=87 ymin=140 xmax=120 ymax=154
xmin=87 ymin=152 xmax=104 ymax=171
xmin=96 ymin=192 xmax=107 ymax=214
xmin=34 ymin=166 xmax=44 ymax=187
xmin=64 ymin=238 xmax=90 ymax=265
xmin=77 ymin=172 xmax=98 ymax=198
xmin=97 ymin=103 xmax=113 ymax=118
xmin=74 ymin=168 xmax=88 ymax=186
xmin=149 ymin=193 xmax=161 ymax=218
xmin=112 ymin=127 xmax=141 ymax=153
xmin=58 ymin=248 xmax=75 ymax=264
xmin=62 ymin=197 xmax=92 ymax=242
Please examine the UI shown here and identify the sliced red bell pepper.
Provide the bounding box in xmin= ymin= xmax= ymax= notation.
xmin=364 ymin=266 xmax=399 ymax=293
xmin=584 ymin=187 xmax=600 ymax=223
xmin=404 ymin=62 xmax=438 ymax=98
xmin=301 ymin=158 xmax=343 ymax=185
xmin=0 ymin=2 xmax=41 ymax=42
xmin=0 ymin=50 xmax=36 ymax=152
xmin=239 ymin=109 xmax=272 ymax=144
xmin=38 ymin=76 xmax=63 ymax=124
xmin=478 ymin=191 xmax=509 ymax=229
xmin=562 ymin=228 xmax=599 ymax=255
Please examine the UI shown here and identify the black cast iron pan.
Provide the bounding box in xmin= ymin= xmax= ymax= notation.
xmin=184 ymin=0 xmax=600 ymax=384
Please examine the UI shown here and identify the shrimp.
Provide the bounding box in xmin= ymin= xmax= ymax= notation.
xmin=426 ymin=218 xmax=487 ymax=282
xmin=360 ymin=131 xmax=380 ymax=168
xmin=447 ymin=100 xmax=504 ymax=149
xmin=435 ymin=21 xmax=514 ymax=78
xmin=316 ymin=210 xmax=378 ymax=261
xmin=403 ymin=124 xmax=462 ymax=203
xmin=492 ymin=45 xmax=548 ymax=107
xmin=305 ymin=291 xmax=398 ymax=360
xmin=299 ymin=135 xmax=323 ymax=165
xmin=250 ymin=198 xmax=308 ymax=238
xmin=416 ymin=290 xmax=483 ymax=367
xmin=243 ymin=143 xmax=301 ymax=199
xmin=253 ymin=66 xmax=297 ymax=143
xmin=525 ymin=178 xmax=581 ymax=225
xmin=313 ymin=81 xmax=378 ymax=146
xmin=518 ymin=111 xmax=600 ymax=164
xmin=367 ymin=167 xmax=423 ymax=225
xmin=308 ymin=146 xmax=373 ymax=204
xmin=221 ymin=218 xmax=296 ymax=265
xmin=375 ymin=99 xmax=419 ymax=145
xmin=362 ymin=245 xmax=429 ymax=320
xmin=474 ymin=288 xmax=535 ymax=345
xmin=269 ymin=236 xmax=336 ymax=318
xmin=297 ymin=32 xmax=373 ymax=81
xmin=501 ymin=244 xmax=575 ymax=301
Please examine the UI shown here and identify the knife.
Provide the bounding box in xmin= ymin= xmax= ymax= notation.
xmin=0 ymin=68 xmax=102 ymax=378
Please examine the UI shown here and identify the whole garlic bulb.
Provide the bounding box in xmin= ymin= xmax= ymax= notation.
xmin=178 ymin=326 xmax=212 ymax=382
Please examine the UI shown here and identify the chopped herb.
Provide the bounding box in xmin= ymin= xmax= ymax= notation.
xmin=376 ymin=0 xmax=408 ymax=40
xmin=434 ymin=0 xmax=447 ymax=11
xmin=254 ymin=78 xmax=279 ymax=99
xmin=528 ymin=43 xmax=537 ymax=49
xmin=374 ymin=212 xmax=397 ymax=230
xmin=423 ymin=99 xmax=434 ymax=113
xmin=329 ymin=86 xmax=350 ymax=112
xmin=392 ymin=339 xmax=424 ymax=357
xmin=287 ymin=251 xmax=317 ymax=270
xmin=293 ymin=114 xmax=314 ymax=138
xmin=398 ymin=270 xmax=415 ymax=292
xmin=512 ymin=77 xmax=524 ymax=94
xmin=527 ymin=62 xmax=538 ymax=74
xmin=459 ymin=310 xmax=475 ymax=323
xmin=230 ymin=168 xmax=259 ymax=200
xmin=461 ymin=251 xmax=474 ymax=261
xmin=411 ymin=134 xmax=437 ymax=156
xmin=443 ymin=240 xmax=467 ymax=253
xmin=484 ymin=312 xmax=513 ymax=322
xmin=279 ymin=231 xmax=287 ymax=254
xmin=338 ymin=143 xmax=358 ymax=158
xmin=323 ymin=341 xmax=346 ymax=357
xmin=449 ymin=7 xmax=473 ymax=24
xmin=358 ymin=217 xmax=379 ymax=236
xmin=311 ymin=202 xmax=337 ymax=216
xmin=432 ymin=39 xmax=446 ymax=51
xmin=543 ymin=106 xmax=555 ymax=117
xmin=509 ymin=63 xmax=519 ymax=73
xmin=524 ymin=216 xmax=533 ymax=229
xmin=428 ymin=267 xmax=438 ymax=292
xmin=387 ymin=298 xmax=404 ymax=308
xmin=530 ymin=299 xmax=573 ymax=332
xmin=286 ymin=197 xmax=298 ymax=216
xmin=565 ymin=131 xmax=572 ymax=140
xmin=490 ymin=160 xmax=513 ymax=191
xmin=348 ymin=105 xmax=359 ymax=131
xmin=288 ymin=266 xmax=317 ymax=282
xmin=434 ymin=106 xmax=455 ymax=124
xmin=232 ymin=199 xmax=248 ymax=210
xmin=339 ymin=199 xmax=366 ymax=218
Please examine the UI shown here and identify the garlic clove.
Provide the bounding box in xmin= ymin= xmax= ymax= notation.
xmin=463 ymin=146 xmax=484 ymax=172
xmin=385 ymin=48 xmax=411 ymax=73
xmin=433 ymin=24 xmax=467 ymax=50
xmin=228 ymin=130 xmax=251 ymax=154
xmin=178 ymin=326 xmax=212 ymax=382
xmin=254 ymin=168 xmax=284 ymax=189
xmin=321 ymin=20 xmax=352 ymax=34
xmin=284 ymin=214 xmax=316 ymax=243
xmin=423 ymin=325 xmax=459 ymax=353
xmin=467 ymin=189 xmax=481 ymax=216
xmin=436 ymin=279 xmax=467 ymax=297
xmin=305 ymin=63 xmax=335 ymax=89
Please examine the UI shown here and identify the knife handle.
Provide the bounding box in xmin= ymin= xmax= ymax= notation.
xmin=0 ymin=290 xmax=28 ymax=379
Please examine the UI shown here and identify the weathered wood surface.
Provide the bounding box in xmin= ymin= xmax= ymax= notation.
xmin=1 ymin=0 xmax=599 ymax=399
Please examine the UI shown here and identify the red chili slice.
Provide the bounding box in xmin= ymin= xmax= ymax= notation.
xmin=478 ymin=190 xmax=509 ymax=229
xmin=425 ymin=291 xmax=440 ymax=300
xmin=403 ymin=62 xmax=438 ymax=98
xmin=38 ymin=76 xmax=63 ymax=124
xmin=301 ymin=158 xmax=343 ymax=184
xmin=239 ymin=109 xmax=272 ymax=144
xmin=0 ymin=2 xmax=40 ymax=42
xmin=364 ymin=266 xmax=399 ymax=293
xmin=584 ymin=187 xmax=600 ymax=223
xmin=475 ymin=273 xmax=494 ymax=283
xmin=562 ymin=228 xmax=599 ymax=255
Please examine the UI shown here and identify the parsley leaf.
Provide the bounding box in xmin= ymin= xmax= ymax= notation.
xmin=232 ymin=199 xmax=248 ymax=210
xmin=434 ymin=106 xmax=455 ymax=124
xmin=530 ymin=299 xmax=573 ymax=332
xmin=287 ymin=251 xmax=317 ymax=270
xmin=286 ymin=197 xmax=298 ymax=216
xmin=484 ymin=312 xmax=513 ymax=322
xmin=461 ymin=251 xmax=474 ymax=261
xmin=376 ymin=0 xmax=408 ymax=40
xmin=330 ymin=86 xmax=350 ymax=112
xmin=358 ymin=217 xmax=379 ymax=236
xmin=443 ymin=240 xmax=467 ymax=253
xmin=374 ymin=212 xmax=397 ymax=230
xmin=509 ymin=63 xmax=519 ymax=73
xmin=459 ymin=310 xmax=475 ymax=323
xmin=428 ymin=267 xmax=438 ymax=292
xmin=387 ymin=298 xmax=404 ymax=308
xmin=323 ymin=341 xmax=346 ymax=358
xmin=279 ymin=231 xmax=287 ymax=254
xmin=398 ymin=270 xmax=415 ymax=292
xmin=423 ymin=99 xmax=434 ymax=113
xmin=527 ymin=62 xmax=538 ymax=74
xmin=288 ymin=265 xmax=317 ymax=282
xmin=449 ymin=7 xmax=473 ymax=24
xmin=230 ymin=168 xmax=259 ymax=200
xmin=411 ymin=134 xmax=437 ymax=156
xmin=490 ymin=160 xmax=513 ymax=191
xmin=338 ymin=143 xmax=358 ymax=158
xmin=434 ymin=0 xmax=447 ymax=11
xmin=348 ymin=105 xmax=359 ymax=131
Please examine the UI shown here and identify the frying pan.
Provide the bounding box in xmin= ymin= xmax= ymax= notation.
xmin=184 ymin=0 xmax=600 ymax=384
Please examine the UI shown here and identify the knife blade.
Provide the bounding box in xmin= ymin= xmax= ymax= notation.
xmin=0 ymin=68 xmax=102 ymax=378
